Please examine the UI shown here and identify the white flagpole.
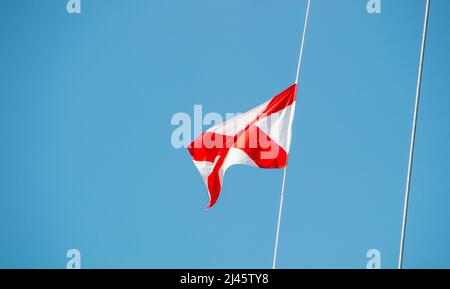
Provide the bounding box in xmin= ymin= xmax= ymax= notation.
xmin=398 ymin=0 xmax=431 ymax=269
xmin=272 ymin=0 xmax=311 ymax=269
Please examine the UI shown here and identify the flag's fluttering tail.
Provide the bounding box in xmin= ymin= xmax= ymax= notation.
xmin=188 ymin=84 xmax=298 ymax=208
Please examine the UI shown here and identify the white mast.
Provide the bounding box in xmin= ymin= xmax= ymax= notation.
xmin=273 ymin=0 xmax=312 ymax=270
xmin=398 ymin=0 xmax=431 ymax=270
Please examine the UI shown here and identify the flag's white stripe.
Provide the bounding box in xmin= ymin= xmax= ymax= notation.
xmin=192 ymin=158 xmax=216 ymax=185
xmin=193 ymin=148 xmax=257 ymax=194
xmin=216 ymin=149 xmax=257 ymax=199
xmin=254 ymin=102 xmax=295 ymax=153
xmin=207 ymin=101 xmax=269 ymax=137
xmin=222 ymin=148 xmax=258 ymax=172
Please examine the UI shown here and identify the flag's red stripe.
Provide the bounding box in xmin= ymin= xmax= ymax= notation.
xmin=261 ymin=84 xmax=297 ymax=117
xmin=204 ymin=127 xmax=287 ymax=208
xmin=236 ymin=126 xmax=287 ymax=169
xmin=187 ymin=132 xmax=233 ymax=162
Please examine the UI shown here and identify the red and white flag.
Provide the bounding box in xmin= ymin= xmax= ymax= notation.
xmin=188 ymin=84 xmax=298 ymax=208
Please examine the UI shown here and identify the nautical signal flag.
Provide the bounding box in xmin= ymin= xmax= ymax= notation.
xmin=188 ymin=84 xmax=298 ymax=209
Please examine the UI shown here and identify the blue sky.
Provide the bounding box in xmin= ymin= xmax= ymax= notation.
xmin=0 ymin=0 xmax=449 ymax=268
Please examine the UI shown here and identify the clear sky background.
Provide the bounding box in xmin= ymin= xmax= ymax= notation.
xmin=0 ymin=0 xmax=449 ymax=268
